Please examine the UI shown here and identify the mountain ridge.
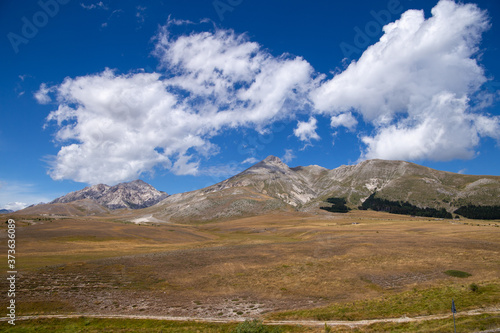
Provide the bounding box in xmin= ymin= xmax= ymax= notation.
xmin=50 ymin=179 xmax=169 ymax=210
xmin=142 ymin=156 xmax=499 ymax=223
xmin=13 ymin=156 xmax=500 ymax=221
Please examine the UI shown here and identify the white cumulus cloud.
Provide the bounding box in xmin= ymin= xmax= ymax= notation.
xmin=154 ymin=26 xmax=314 ymax=130
xmin=330 ymin=112 xmax=358 ymax=131
xmin=42 ymin=24 xmax=314 ymax=185
xmin=361 ymin=93 xmax=491 ymax=161
xmin=34 ymin=83 xmax=52 ymax=104
xmin=38 ymin=1 xmax=500 ymax=184
xmin=294 ymin=117 xmax=320 ymax=142
xmin=312 ymin=0 xmax=498 ymax=161
xmin=242 ymin=157 xmax=259 ymax=165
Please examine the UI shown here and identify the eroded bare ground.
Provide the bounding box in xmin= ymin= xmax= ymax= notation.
xmin=2 ymin=211 xmax=500 ymax=319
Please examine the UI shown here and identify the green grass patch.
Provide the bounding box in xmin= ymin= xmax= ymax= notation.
xmin=267 ymin=282 xmax=500 ymax=321
xmin=233 ymin=319 xmax=282 ymax=332
xmin=1 ymin=315 xmax=498 ymax=333
xmin=0 ymin=317 xmax=314 ymax=333
xmin=0 ymin=317 xmax=235 ymax=333
xmin=444 ymin=270 xmax=472 ymax=278
xmin=362 ymin=313 xmax=500 ymax=332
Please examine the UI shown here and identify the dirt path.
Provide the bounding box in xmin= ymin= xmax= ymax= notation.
xmin=2 ymin=307 xmax=500 ymax=328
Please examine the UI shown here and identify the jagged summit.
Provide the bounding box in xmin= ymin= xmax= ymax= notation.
xmin=262 ymin=155 xmax=283 ymax=163
xmin=127 ymin=179 xmax=149 ymax=186
xmin=242 ymin=155 xmax=290 ymax=175
xmin=51 ymin=179 xmax=168 ymax=210
xmin=22 ymin=157 xmax=500 ymax=222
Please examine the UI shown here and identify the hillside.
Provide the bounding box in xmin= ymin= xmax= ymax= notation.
xmin=132 ymin=156 xmax=499 ymax=223
xmin=15 ymin=156 xmax=500 ymax=221
xmin=50 ymin=179 xmax=169 ymax=210
xmin=15 ymin=199 xmax=110 ymax=216
xmin=312 ymin=159 xmax=500 ymax=211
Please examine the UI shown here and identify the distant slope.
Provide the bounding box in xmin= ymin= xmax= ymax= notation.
xmin=146 ymin=156 xmax=500 ymax=222
xmin=310 ymin=159 xmax=500 ymax=211
xmin=18 ymin=157 xmax=500 ymax=221
xmin=140 ymin=156 xmax=326 ymax=223
xmin=0 ymin=209 xmax=13 ymax=214
xmin=144 ymin=186 xmax=292 ymax=223
xmin=208 ymin=157 xmax=500 ymax=212
xmin=209 ymin=156 xmax=325 ymax=207
xmin=51 ymin=180 xmax=169 ymax=210
xmin=15 ymin=199 xmax=110 ymax=216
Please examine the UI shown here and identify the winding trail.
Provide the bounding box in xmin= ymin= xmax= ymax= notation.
xmin=2 ymin=307 xmax=500 ymax=329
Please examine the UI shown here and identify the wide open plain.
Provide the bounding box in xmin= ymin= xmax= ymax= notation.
xmin=1 ymin=211 xmax=499 ymax=332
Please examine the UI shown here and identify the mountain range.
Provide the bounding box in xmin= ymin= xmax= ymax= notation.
xmin=15 ymin=156 xmax=500 ymax=222
xmin=50 ymin=179 xmax=169 ymax=210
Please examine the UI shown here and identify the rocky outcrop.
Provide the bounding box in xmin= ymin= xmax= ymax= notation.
xmin=50 ymin=180 xmax=169 ymax=210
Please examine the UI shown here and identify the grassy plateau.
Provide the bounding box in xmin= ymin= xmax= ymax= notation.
xmin=1 ymin=211 xmax=499 ymax=332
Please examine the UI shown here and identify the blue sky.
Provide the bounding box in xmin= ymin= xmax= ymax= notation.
xmin=1 ymin=0 xmax=500 ymax=210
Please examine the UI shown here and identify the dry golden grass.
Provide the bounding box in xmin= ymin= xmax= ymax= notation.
xmin=1 ymin=211 xmax=499 ymax=323
xmin=5 ymin=218 xmax=215 ymax=270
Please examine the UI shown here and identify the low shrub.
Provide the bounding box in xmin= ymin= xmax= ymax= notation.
xmin=444 ymin=270 xmax=472 ymax=278
xmin=232 ymin=319 xmax=280 ymax=333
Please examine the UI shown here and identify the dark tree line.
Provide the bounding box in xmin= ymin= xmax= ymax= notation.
xmin=320 ymin=197 xmax=350 ymax=213
xmin=359 ymin=193 xmax=452 ymax=219
xmin=454 ymin=205 xmax=500 ymax=220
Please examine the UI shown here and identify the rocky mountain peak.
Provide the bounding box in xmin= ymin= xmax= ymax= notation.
xmin=23 ymin=158 xmax=500 ymax=221
xmin=90 ymin=183 xmax=111 ymax=191
xmin=243 ymin=155 xmax=290 ymax=175
xmin=122 ymin=179 xmax=149 ymax=187
xmin=112 ymin=179 xmax=158 ymax=192
xmin=51 ymin=180 xmax=168 ymax=210
xmin=262 ymin=155 xmax=282 ymax=163
xmin=51 ymin=184 xmax=110 ymax=204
